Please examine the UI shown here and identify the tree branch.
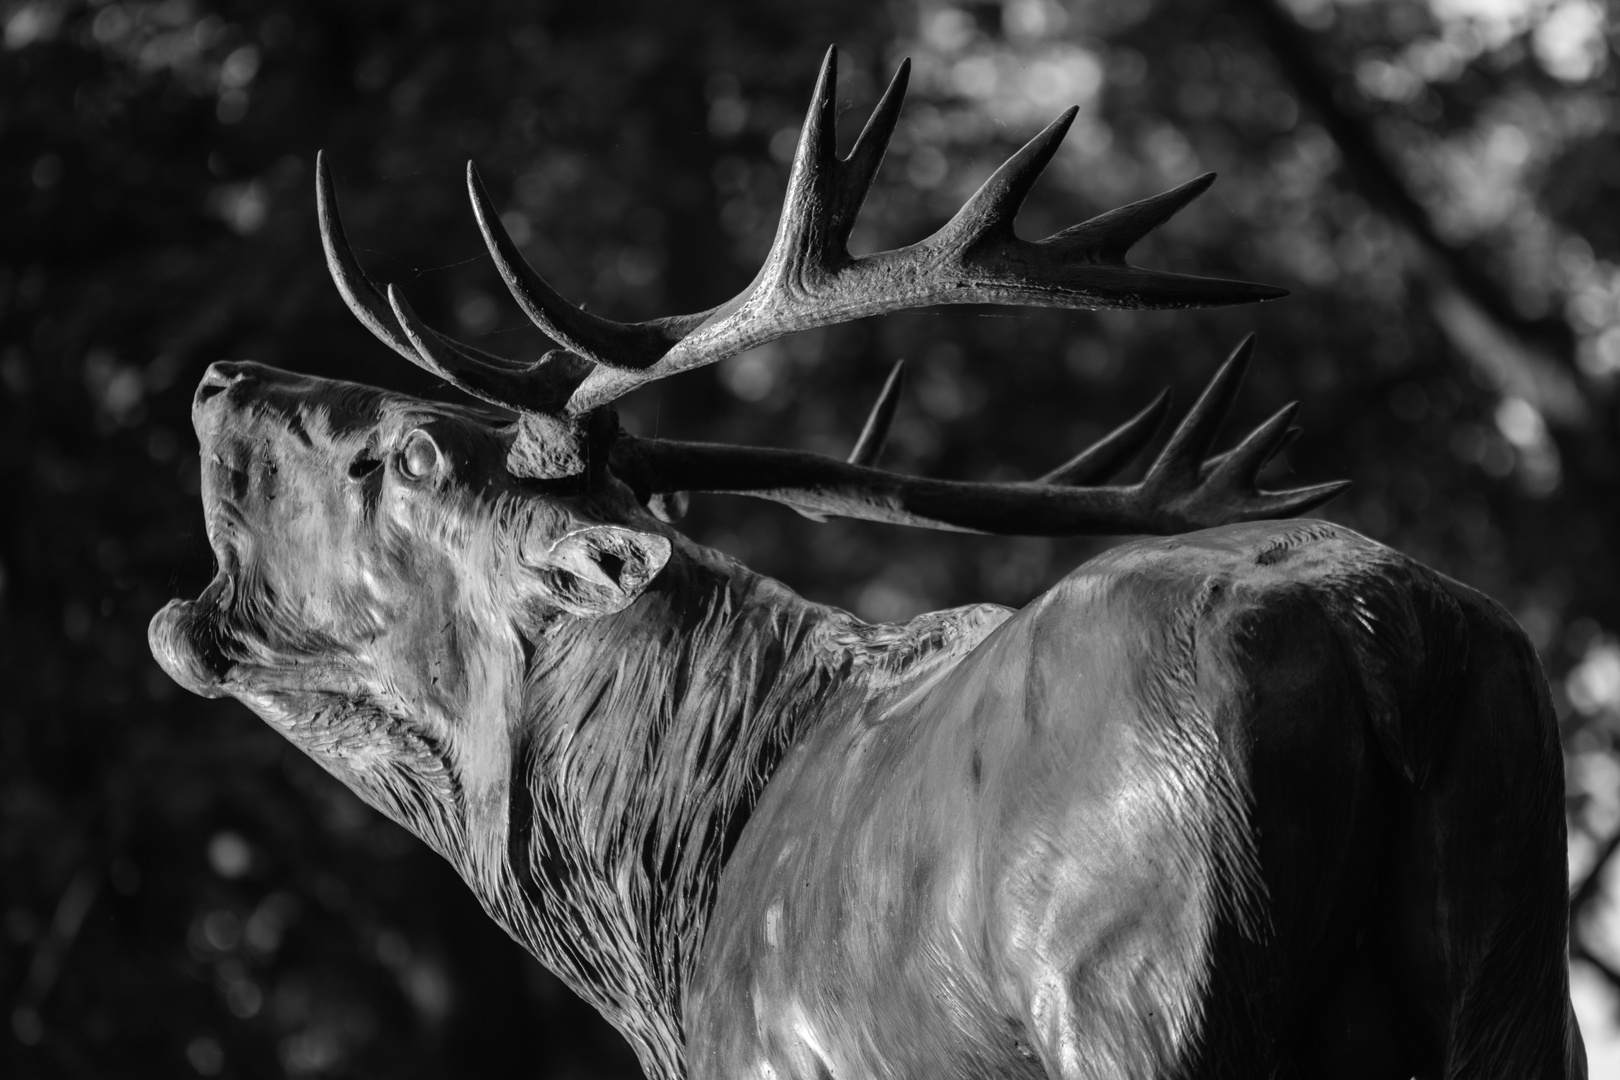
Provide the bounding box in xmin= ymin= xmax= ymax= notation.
xmin=1572 ymin=825 xmax=1620 ymax=915
xmin=1572 ymin=935 xmax=1620 ymax=995
xmin=1240 ymin=0 xmax=1578 ymax=362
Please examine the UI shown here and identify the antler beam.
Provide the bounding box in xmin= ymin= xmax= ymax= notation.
xmin=610 ymin=337 xmax=1346 ymax=536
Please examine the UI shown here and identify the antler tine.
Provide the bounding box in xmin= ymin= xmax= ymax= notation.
xmin=1135 ymin=335 xmax=1350 ymax=523
xmin=775 ymin=44 xmax=843 ymax=259
xmin=1198 ymin=423 xmax=1300 ymax=481
xmin=944 ymin=106 xmax=1079 ymax=245
xmin=1038 ymin=388 xmax=1172 ymax=486
xmin=316 ymin=152 xmax=523 ymax=374
xmin=466 ymin=163 xmax=713 ymax=373
xmin=316 ymin=151 xmax=420 ymax=365
xmin=1046 ymin=172 xmax=1217 ymax=263
xmin=386 ymin=286 xmax=588 ymax=413
xmin=848 ymin=360 xmax=906 ymax=467
xmin=1212 ymin=400 xmax=1299 ymax=485
xmin=835 ymin=56 xmax=911 ymax=248
xmin=609 ymin=340 xmax=1347 ymax=535
xmin=1223 ymin=480 xmax=1350 ymax=522
xmin=784 ymin=47 xmax=912 ymax=263
xmin=928 ymin=156 xmax=1286 ymax=312
xmin=1145 ymin=334 xmax=1255 ymax=486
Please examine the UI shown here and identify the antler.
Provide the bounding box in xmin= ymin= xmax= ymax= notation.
xmin=317 ymin=45 xmax=1296 ymax=486
xmin=316 ymin=151 xmax=594 ymax=416
xmin=464 ymin=45 xmax=1283 ymax=416
xmin=609 ymin=337 xmax=1347 ymax=536
xmin=847 ymin=361 xmax=908 ymax=468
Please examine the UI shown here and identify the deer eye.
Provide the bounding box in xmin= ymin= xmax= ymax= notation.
xmin=399 ymin=430 xmax=441 ymax=480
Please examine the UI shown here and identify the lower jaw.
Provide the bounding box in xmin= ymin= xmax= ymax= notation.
xmin=148 ymin=574 xmax=242 ymax=698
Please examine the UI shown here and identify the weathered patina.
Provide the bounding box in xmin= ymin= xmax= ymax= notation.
xmin=150 ymin=47 xmax=1585 ymax=1080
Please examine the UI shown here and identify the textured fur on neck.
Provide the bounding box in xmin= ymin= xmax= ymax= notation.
xmin=473 ymin=537 xmax=1007 ymax=1079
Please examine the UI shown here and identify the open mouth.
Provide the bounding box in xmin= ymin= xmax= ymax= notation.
xmin=149 ymin=573 xmax=242 ymax=698
xmin=149 ymin=501 xmax=251 ymax=699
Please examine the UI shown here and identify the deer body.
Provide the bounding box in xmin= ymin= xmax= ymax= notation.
xmin=151 ymin=45 xmax=1585 ymax=1080
xmin=678 ymin=522 xmax=1578 ymax=1080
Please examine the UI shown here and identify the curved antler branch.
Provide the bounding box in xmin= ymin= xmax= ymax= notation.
xmin=317 ymin=152 xmax=596 ymax=453
xmin=466 ymin=163 xmax=715 ymax=372
xmin=316 ymin=152 xmax=524 ymax=375
xmin=385 ymin=286 xmax=588 ymax=414
xmin=610 ymin=338 xmax=1346 ymax=535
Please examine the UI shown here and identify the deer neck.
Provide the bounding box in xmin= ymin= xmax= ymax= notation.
xmin=479 ymin=538 xmax=1006 ymax=1078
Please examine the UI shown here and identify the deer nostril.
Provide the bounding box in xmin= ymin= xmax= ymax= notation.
xmin=195 ymin=362 xmax=250 ymax=407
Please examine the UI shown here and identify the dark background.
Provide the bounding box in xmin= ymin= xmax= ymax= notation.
xmin=4 ymin=0 xmax=1620 ymax=1076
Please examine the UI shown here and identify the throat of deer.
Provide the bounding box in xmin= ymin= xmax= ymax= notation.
xmin=472 ymin=537 xmax=1005 ymax=1076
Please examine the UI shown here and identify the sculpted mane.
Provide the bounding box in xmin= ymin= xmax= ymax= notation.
xmin=473 ymin=538 xmax=1004 ymax=1075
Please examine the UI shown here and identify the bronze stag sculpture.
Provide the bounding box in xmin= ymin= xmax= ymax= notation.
xmin=149 ymin=48 xmax=1585 ymax=1080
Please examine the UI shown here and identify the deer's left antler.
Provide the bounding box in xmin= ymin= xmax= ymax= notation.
xmin=610 ymin=336 xmax=1347 ymax=536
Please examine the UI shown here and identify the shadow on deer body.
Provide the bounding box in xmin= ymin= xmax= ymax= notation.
xmin=151 ymin=46 xmax=1584 ymax=1080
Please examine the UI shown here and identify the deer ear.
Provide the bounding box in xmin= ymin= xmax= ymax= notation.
xmin=525 ymin=525 xmax=672 ymax=617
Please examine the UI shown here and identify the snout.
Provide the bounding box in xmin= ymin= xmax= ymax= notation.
xmin=192 ymin=360 xmax=400 ymax=444
xmin=193 ymin=361 xmax=282 ymax=453
xmin=160 ymin=361 xmax=417 ymax=703
xmin=190 ymin=361 xmax=355 ymax=571
xmin=194 ymin=359 xmax=257 ymax=411
xmin=192 ymin=363 xmax=281 ymax=519
xmin=193 ymin=360 xmax=320 ymax=440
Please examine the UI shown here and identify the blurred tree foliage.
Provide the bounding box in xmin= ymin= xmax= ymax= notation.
xmin=2 ymin=0 xmax=1619 ymax=1075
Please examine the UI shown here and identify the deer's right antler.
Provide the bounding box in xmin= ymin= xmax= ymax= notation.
xmin=467 ymin=46 xmax=1285 ymax=416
